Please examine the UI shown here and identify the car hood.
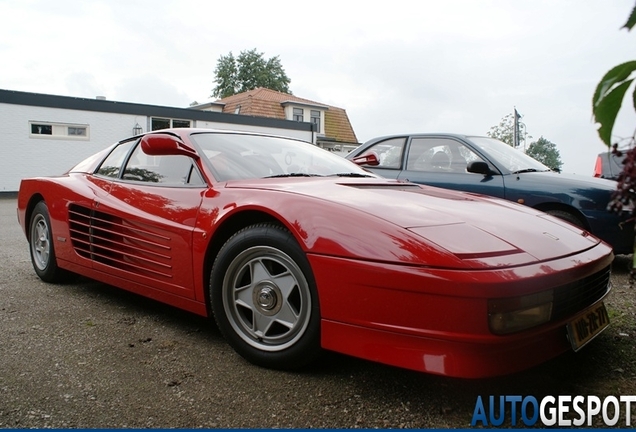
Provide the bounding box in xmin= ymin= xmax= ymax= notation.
xmin=225 ymin=177 xmax=601 ymax=264
xmin=516 ymin=170 xmax=617 ymax=189
xmin=504 ymin=171 xmax=619 ymax=211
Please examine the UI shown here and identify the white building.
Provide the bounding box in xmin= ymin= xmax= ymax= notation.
xmin=0 ymin=89 xmax=316 ymax=193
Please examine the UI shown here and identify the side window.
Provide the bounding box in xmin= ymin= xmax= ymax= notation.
xmin=406 ymin=138 xmax=483 ymax=173
xmin=122 ymin=144 xmax=205 ymax=186
xmin=96 ymin=140 xmax=136 ymax=178
xmin=359 ymin=137 xmax=406 ymax=169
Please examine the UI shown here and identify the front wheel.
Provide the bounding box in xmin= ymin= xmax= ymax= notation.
xmin=210 ymin=223 xmax=321 ymax=370
xmin=545 ymin=209 xmax=585 ymax=229
xmin=29 ymin=201 xmax=71 ymax=283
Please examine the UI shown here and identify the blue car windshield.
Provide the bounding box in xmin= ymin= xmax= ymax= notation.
xmin=190 ymin=132 xmax=376 ymax=181
xmin=469 ymin=137 xmax=551 ymax=173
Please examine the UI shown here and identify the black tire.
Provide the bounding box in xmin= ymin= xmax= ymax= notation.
xmin=545 ymin=209 xmax=585 ymax=229
xmin=28 ymin=201 xmax=71 ymax=283
xmin=210 ymin=223 xmax=321 ymax=370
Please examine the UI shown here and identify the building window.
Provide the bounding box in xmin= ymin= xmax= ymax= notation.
xmin=68 ymin=127 xmax=87 ymax=136
xmin=293 ymin=108 xmax=304 ymax=122
xmin=31 ymin=124 xmax=52 ymax=135
xmin=310 ymin=110 xmax=321 ymax=133
xmin=151 ymin=118 xmax=191 ymax=131
xmin=29 ymin=122 xmax=89 ymax=140
xmin=151 ymin=118 xmax=171 ymax=130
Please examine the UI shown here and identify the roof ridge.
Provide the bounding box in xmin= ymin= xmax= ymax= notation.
xmin=216 ymin=87 xmax=345 ymax=110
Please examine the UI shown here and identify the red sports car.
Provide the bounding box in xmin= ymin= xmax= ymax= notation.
xmin=17 ymin=129 xmax=613 ymax=378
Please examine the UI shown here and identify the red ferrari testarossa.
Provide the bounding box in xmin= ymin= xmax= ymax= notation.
xmin=17 ymin=129 xmax=613 ymax=378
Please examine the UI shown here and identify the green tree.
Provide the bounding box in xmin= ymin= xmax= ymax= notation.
xmin=211 ymin=49 xmax=292 ymax=98
xmin=487 ymin=112 xmax=531 ymax=147
xmin=526 ymin=137 xmax=563 ymax=172
xmin=487 ymin=113 xmax=516 ymax=146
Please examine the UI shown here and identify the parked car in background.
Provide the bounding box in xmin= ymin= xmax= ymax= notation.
xmin=594 ymin=150 xmax=626 ymax=180
xmin=17 ymin=128 xmax=614 ymax=378
xmin=347 ymin=133 xmax=633 ymax=254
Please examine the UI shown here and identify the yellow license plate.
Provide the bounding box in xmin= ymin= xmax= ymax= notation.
xmin=566 ymin=302 xmax=610 ymax=351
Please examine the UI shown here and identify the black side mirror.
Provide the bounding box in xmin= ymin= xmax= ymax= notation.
xmin=467 ymin=161 xmax=492 ymax=175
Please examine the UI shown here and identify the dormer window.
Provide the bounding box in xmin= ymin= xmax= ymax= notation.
xmin=281 ymin=100 xmax=328 ymax=135
xmin=293 ymin=108 xmax=304 ymax=122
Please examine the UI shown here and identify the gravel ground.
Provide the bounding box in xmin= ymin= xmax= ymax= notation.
xmin=1 ymin=196 xmax=634 ymax=428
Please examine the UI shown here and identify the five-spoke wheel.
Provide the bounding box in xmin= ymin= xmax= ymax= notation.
xmin=28 ymin=201 xmax=69 ymax=283
xmin=210 ymin=224 xmax=320 ymax=369
xmin=30 ymin=210 xmax=52 ymax=272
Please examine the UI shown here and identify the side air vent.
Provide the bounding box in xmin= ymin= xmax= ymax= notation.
xmin=68 ymin=204 xmax=173 ymax=279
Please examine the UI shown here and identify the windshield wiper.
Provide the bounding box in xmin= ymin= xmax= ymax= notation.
xmin=511 ymin=168 xmax=541 ymax=174
xmin=264 ymin=172 xmax=375 ymax=179
xmin=329 ymin=172 xmax=376 ymax=178
xmin=263 ymin=173 xmax=323 ymax=178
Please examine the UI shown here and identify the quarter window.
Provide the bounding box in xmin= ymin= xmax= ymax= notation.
xmin=96 ymin=140 xmax=137 ymax=178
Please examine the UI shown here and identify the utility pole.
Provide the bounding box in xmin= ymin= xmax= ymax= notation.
xmin=513 ymin=107 xmax=521 ymax=148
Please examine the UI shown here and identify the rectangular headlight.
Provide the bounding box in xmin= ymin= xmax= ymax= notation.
xmin=488 ymin=290 xmax=554 ymax=334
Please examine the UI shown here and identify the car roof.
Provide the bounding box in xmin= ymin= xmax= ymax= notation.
xmin=364 ymin=133 xmax=488 ymax=143
xmin=125 ymin=127 xmax=312 ymax=144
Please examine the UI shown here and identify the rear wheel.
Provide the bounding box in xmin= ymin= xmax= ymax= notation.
xmin=210 ymin=223 xmax=321 ymax=370
xmin=29 ymin=201 xmax=71 ymax=283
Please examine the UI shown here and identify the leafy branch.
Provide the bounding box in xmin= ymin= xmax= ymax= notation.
xmin=593 ymin=3 xmax=636 ymax=281
xmin=592 ymin=5 xmax=636 ymax=147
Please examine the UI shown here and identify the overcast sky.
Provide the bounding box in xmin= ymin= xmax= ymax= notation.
xmin=1 ymin=0 xmax=634 ymax=174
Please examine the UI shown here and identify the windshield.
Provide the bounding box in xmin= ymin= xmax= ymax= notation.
xmin=190 ymin=132 xmax=375 ymax=181
xmin=469 ymin=137 xmax=550 ymax=173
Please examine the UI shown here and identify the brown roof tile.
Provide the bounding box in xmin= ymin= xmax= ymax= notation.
xmin=215 ymin=88 xmax=358 ymax=144
xmin=324 ymin=107 xmax=358 ymax=144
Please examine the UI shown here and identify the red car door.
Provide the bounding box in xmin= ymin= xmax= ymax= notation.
xmin=85 ymin=142 xmax=206 ymax=299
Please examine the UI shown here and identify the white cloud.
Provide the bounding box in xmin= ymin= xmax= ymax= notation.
xmin=113 ymin=74 xmax=192 ymax=107
xmin=1 ymin=0 xmax=634 ymax=174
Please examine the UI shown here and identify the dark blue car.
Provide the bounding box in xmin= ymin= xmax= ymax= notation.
xmin=347 ymin=133 xmax=633 ymax=254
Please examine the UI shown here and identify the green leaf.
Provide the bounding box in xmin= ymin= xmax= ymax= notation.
xmin=623 ymin=5 xmax=636 ymax=30
xmin=593 ymin=61 xmax=636 ymax=108
xmin=593 ymin=79 xmax=634 ymax=146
